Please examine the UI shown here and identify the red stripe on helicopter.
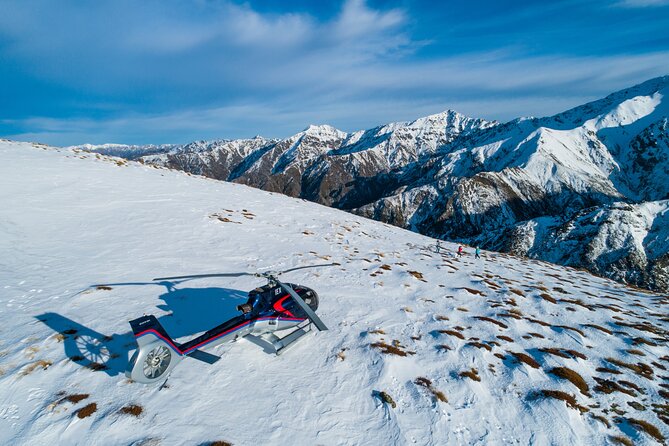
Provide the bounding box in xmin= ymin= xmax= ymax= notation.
xmin=134 ymin=316 xmax=306 ymax=356
xmin=272 ymin=295 xmax=295 ymax=317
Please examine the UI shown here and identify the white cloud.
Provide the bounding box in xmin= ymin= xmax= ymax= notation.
xmin=1 ymin=0 xmax=668 ymax=145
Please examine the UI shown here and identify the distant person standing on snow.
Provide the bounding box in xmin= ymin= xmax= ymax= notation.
xmin=457 ymin=245 xmax=464 ymax=257
xmin=475 ymin=246 xmax=481 ymax=259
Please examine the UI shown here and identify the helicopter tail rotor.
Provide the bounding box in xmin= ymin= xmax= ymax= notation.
xmin=126 ymin=315 xmax=184 ymax=384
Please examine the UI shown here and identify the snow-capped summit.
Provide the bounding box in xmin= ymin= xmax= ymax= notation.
xmin=301 ymin=124 xmax=348 ymax=138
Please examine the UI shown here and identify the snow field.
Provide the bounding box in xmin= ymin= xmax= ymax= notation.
xmin=0 ymin=141 xmax=667 ymax=445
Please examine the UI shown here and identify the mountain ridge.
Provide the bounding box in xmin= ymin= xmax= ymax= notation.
xmin=74 ymin=76 xmax=669 ymax=291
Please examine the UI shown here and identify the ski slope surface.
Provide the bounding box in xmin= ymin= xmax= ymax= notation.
xmin=0 ymin=140 xmax=667 ymax=445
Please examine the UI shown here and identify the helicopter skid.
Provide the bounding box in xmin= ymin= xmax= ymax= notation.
xmin=265 ymin=320 xmax=314 ymax=355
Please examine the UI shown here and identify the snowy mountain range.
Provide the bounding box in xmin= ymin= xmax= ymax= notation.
xmin=1 ymin=140 xmax=667 ymax=445
xmin=76 ymin=76 xmax=669 ymax=292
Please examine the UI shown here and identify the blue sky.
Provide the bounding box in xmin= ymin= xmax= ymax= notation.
xmin=1 ymin=0 xmax=668 ymax=145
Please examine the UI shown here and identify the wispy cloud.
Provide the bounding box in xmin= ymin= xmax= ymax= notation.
xmin=614 ymin=0 xmax=669 ymax=7
xmin=0 ymin=0 xmax=667 ymax=145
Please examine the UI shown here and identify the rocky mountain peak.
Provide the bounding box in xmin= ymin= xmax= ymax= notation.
xmin=79 ymin=76 xmax=669 ymax=291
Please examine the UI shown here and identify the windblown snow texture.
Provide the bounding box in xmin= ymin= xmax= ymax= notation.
xmin=0 ymin=141 xmax=667 ymax=445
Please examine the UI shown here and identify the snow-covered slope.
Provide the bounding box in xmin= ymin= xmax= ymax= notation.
xmin=1 ymin=140 xmax=667 ymax=445
xmin=472 ymin=201 xmax=669 ymax=292
xmin=69 ymin=143 xmax=181 ymax=160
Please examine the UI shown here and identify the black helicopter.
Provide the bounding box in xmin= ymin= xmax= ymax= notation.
xmin=126 ymin=264 xmax=335 ymax=384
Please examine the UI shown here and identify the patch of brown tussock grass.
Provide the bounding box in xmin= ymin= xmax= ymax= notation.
xmin=652 ymin=361 xmax=666 ymax=371
xmin=591 ymin=414 xmax=611 ymax=428
xmin=76 ymin=403 xmax=97 ymax=419
xmin=459 ymin=368 xmax=481 ymax=382
xmin=553 ymin=325 xmax=586 ymax=336
xmin=508 ymin=351 xmax=540 ymax=369
xmin=62 ymin=394 xmax=89 ymax=404
xmin=616 ymin=320 xmax=667 ymax=337
xmin=524 ymin=317 xmax=551 ymax=327
xmin=539 ymin=293 xmax=557 ymax=304
xmin=468 ymin=342 xmax=492 ymax=351
xmin=558 ymin=298 xmax=594 ymax=311
xmin=119 ymin=404 xmax=143 ymax=417
xmin=548 ymin=367 xmax=590 ymax=396
xmin=460 ymin=287 xmax=485 ymax=296
xmin=631 ymin=337 xmax=657 ymax=347
xmin=408 ymin=271 xmax=426 ymax=282
xmin=609 ymin=435 xmax=633 ymax=446
xmin=593 ymin=377 xmax=637 ymax=396
xmin=474 ymin=316 xmax=508 ymax=329
xmin=625 ymin=349 xmax=646 ymax=356
xmin=539 ymin=348 xmax=587 ymax=360
xmin=605 ymin=358 xmax=654 ymax=379
xmin=21 ymin=360 xmax=52 ymax=376
xmin=370 ymin=342 xmax=415 ymax=357
xmin=624 ymin=417 xmax=665 ymax=442
xmin=414 ymin=377 xmax=448 ymax=403
xmin=438 ymin=329 xmax=465 ymax=340
xmin=539 ymin=390 xmax=589 ymax=413
xmin=583 ymin=324 xmax=612 ymax=335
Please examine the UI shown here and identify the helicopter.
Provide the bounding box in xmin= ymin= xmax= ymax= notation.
xmin=126 ymin=263 xmax=335 ymax=385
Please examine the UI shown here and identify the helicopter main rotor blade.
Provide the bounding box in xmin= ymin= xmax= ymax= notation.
xmin=279 ymin=263 xmax=340 ymax=275
xmin=276 ymin=279 xmax=328 ymax=331
xmin=152 ymin=272 xmax=252 ymax=281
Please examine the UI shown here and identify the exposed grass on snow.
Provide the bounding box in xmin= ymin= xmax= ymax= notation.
xmin=474 ymin=316 xmax=508 ymax=329
xmin=370 ymin=341 xmax=415 ymax=357
xmin=547 ymin=367 xmax=590 ymax=396
xmin=438 ymin=329 xmax=465 ymax=340
xmin=20 ymin=360 xmax=52 ymax=376
xmin=459 ymin=368 xmax=481 ymax=382
xmin=624 ymin=417 xmax=665 ymax=442
xmin=508 ymin=351 xmax=540 ymax=369
xmin=608 ymin=435 xmax=633 ymax=446
xmin=119 ymin=404 xmax=143 ymax=417
xmin=593 ymin=378 xmax=637 ymax=396
xmin=539 ymin=390 xmax=589 ymax=413
xmin=76 ymin=403 xmax=97 ymax=419
xmin=539 ymin=348 xmax=587 ymax=360
xmin=605 ymin=358 xmax=654 ymax=379
xmin=414 ymin=377 xmax=448 ymax=403
xmin=62 ymin=394 xmax=89 ymax=404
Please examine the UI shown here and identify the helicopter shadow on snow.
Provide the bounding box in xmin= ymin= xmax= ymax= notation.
xmin=35 ymin=280 xmax=250 ymax=378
